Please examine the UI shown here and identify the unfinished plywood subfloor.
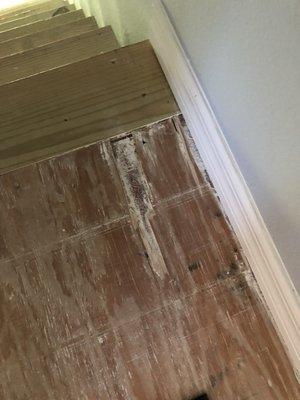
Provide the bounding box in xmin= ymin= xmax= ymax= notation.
xmin=0 ymin=116 xmax=298 ymax=399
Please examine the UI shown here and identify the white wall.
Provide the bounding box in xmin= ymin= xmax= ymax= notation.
xmin=78 ymin=0 xmax=300 ymax=292
xmin=72 ymin=0 xmax=151 ymax=43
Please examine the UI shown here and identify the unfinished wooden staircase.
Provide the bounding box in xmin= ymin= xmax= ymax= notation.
xmin=0 ymin=1 xmax=299 ymax=399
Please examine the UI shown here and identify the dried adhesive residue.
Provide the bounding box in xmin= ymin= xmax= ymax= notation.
xmin=112 ymin=137 xmax=168 ymax=279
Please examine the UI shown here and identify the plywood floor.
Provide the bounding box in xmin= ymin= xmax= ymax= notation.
xmin=0 ymin=116 xmax=298 ymax=399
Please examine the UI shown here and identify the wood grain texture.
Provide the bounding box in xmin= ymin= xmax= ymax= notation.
xmin=0 ymin=27 xmax=119 ymax=85
xmin=0 ymin=4 xmax=75 ymax=32
xmin=0 ymin=116 xmax=298 ymax=399
xmin=0 ymin=17 xmax=98 ymax=58
xmin=0 ymin=0 xmax=68 ymax=20
xmin=0 ymin=9 xmax=85 ymax=42
xmin=0 ymin=40 xmax=178 ymax=174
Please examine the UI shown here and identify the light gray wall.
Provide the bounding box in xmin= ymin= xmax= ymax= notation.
xmin=72 ymin=0 xmax=151 ymax=43
xmin=162 ymin=0 xmax=300 ymax=292
xmin=78 ymin=0 xmax=300 ymax=292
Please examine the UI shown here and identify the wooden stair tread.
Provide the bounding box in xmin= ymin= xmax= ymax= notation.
xmin=0 ymin=41 xmax=178 ymax=174
xmin=0 ymin=17 xmax=98 ymax=58
xmin=0 ymin=1 xmax=51 ymax=15
xmin=0 ymin=10 xmax=84 ymax=42
xmin=0 ymin=27 xmax=119 ymax=85
xmin=0 ymin=1 xmax=35 ymax=16
xmin=0 ymin=0 xmax=69 ymax=23
xmin=0 ymin=4 xmax=75 ymax=32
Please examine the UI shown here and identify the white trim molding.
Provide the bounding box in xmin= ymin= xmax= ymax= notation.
xmin=148 ymin=0 xmax=300 ymax=379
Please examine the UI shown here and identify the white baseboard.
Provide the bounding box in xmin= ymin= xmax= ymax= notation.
xmin=148 ymin=0 xmax=300 ymax=379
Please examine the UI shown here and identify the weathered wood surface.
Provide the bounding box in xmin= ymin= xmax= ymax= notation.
xmin=0 ymin=4 xmax=75 ymax=32
xmin=0 ymin=0 xmax=68 ymax=21
xmin=0 ymin=27 xmax=119 ymax=85
xmin=0 ymin=10 xmax=84 ymax=42
xmin=0 ymin=116 xmax=298 ymax=399
xmin=0 ymin=17 xmax=98 ymax=58
xmin=0 ymin=41 xmax=178 ymax=175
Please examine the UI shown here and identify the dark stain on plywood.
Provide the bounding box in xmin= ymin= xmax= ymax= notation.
xmin=0 ymin=116 xmax=298 ymax=399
